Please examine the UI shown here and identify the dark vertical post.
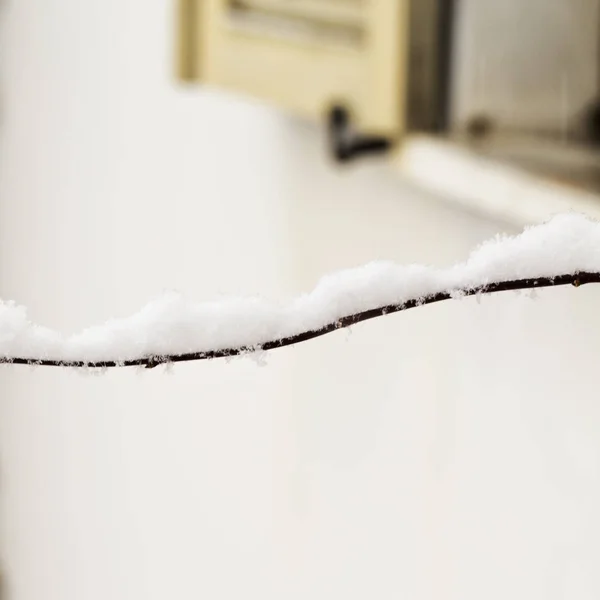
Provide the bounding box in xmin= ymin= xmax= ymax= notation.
xmin=435 ymin=0 xmax=456 ymax=133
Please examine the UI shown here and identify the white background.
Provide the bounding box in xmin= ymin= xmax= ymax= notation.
xmin=1 ymin=2 xmax=600 ymax=599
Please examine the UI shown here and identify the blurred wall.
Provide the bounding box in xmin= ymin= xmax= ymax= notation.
xmin=1 ymin=2 xmax=600 ymax=600
xmin=452 ymin=0 xmax=600 ymax=134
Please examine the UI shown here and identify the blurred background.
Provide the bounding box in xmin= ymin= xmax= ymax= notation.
xmin=1 ymin=1 xmax=600 ymax=599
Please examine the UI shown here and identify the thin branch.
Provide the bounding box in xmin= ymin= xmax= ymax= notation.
xmin=1 ymin=272 xmax=598 ymax=369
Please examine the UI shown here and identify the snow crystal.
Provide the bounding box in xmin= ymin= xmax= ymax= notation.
xmin=0 ymin=213 xmax=598 ymax=364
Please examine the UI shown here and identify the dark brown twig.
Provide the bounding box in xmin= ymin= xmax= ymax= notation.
xmin=1 ymin=272 xmax=597 ymax=369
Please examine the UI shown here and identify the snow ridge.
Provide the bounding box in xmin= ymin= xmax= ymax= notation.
xmin=0 ymin=213 xmax=598 ymax=364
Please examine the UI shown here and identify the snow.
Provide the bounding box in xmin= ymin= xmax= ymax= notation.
xmin=0 ymin=212 xmax=599 ymax=364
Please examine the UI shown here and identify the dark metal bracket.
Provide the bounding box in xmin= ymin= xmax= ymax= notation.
xmin=327 ymin=106 xmax=395 ymax=163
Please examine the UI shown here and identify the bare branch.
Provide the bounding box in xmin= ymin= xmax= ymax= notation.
xmin=1 ymin=272 xmax=597 ymax=369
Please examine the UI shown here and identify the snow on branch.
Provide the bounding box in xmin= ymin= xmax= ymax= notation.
xmin=1 ymin=213 xmax=599 ymax=369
